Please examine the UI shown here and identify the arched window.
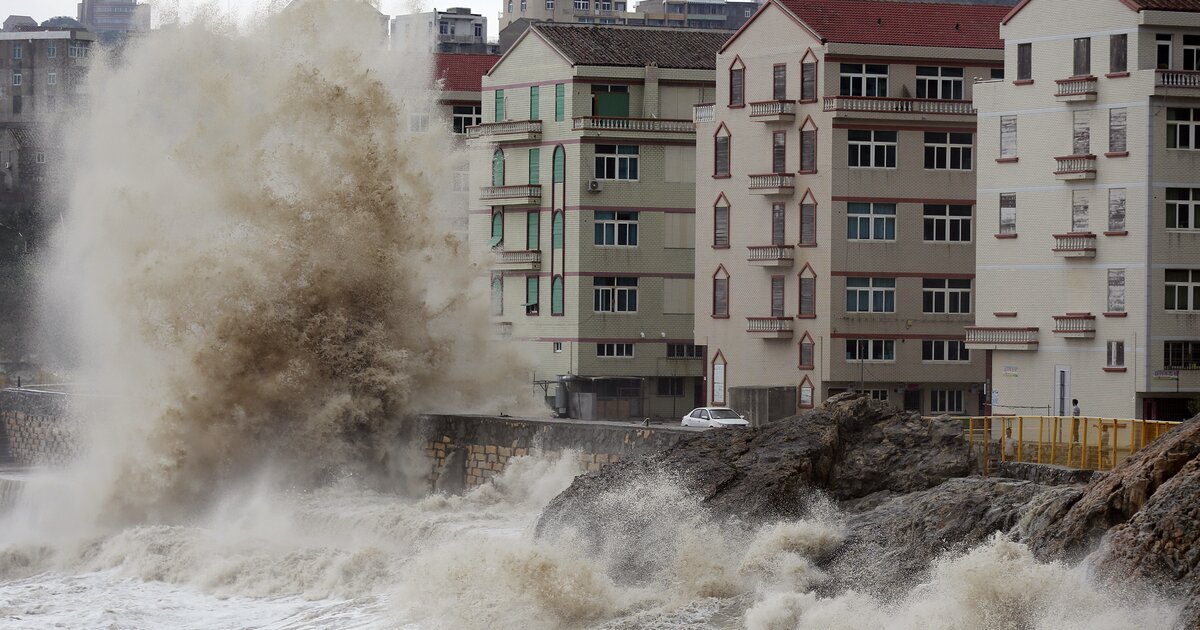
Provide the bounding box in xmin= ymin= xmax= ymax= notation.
xmin=491 ymin=273 xmax=503 ymax=315
xmin=552 ymin=211 xmax=564 ymax=249
xmin=551 ymin=275 xmax=564 ymax=315
xmin=553 ymin=145 xmax=566 ymax=183
xmin=712 ymin=351 xmax=727 ymax=405
xmin=489 ymin=212 xmax=503 ymax=248
xmin=492 ymin=149 xmax=505 ymax=186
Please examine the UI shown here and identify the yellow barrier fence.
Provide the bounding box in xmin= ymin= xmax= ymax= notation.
xmin=927 ymin=416 xmax=1181 ymax=474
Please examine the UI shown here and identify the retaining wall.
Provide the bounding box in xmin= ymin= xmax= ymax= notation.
xmin=0 ymin=388 xmax=79 ymax=465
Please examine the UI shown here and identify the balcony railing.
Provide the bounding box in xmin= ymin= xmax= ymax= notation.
xmin=748 ymin=173 xmax=795 ymax=194
xmin=1157 ymin=69 xmax=1200 ymax=88
xmin=466 ymin=120 xmax=542 ymax=140
xmin=573 ymin=116 xmax=695 ymax=133
xmin=746 ymin=245 xmax=795 ymax=266
xmin=1053 ymin=314 xmax=1096 ymax=338
xmin=749 ymin=100 xmax=796 ymax=119
xmin=823 ymin=95 xmax=975 ymax=115
xmin=746 ymin=317 xmax=794 ymax=338
xmin=1055 ymin=76 xmax=1098 ymax=100
xmin=1054 ymin=154 xmax=1097 ymax=180
xmin=495 ymin=250 xmax=541 ymax=268
xmin=1053 ymin=232 xmax=1097 ymax=257
xmin=480 ymin=185 xmax=542 ymax=202
xmin=965 ymin=327 xmax=1039 ymax=349
xmin=693 ymin=103 xmax=715 ymax=123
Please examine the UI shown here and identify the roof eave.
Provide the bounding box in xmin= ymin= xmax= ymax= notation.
xmin=717 ymin=0 xmax=824 ymax=55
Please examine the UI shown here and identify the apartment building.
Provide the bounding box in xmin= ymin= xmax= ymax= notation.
xmin=467 ymin=24 xmax=726 ymax=419
xmin=694 ymin=0 xmax=1012 ymax=423
xmin=970 ymin=0 xmax=1200 ymax=421
xmin=393 ymin=8 xmax=498 ymax=54
xmin=433 ymin=52 xmax=499 ymax=235
xmin=77 ymin=0 xmax=149 ymax=45
xmin=498 ymin=0 xmax=639 ymax=30
xmin=635 ymin=0 xmax=761 ymax=31
xmin=0 ymin=27 xmax=95 ymax=123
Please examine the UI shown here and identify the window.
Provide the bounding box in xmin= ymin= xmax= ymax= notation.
xmin=846 ymin=277 xmax=895 ymax=313
xmin=529 ymin=86 xmax=540 ymax=120
xmin=47 ymin=72 xmax=57 ymax=86
xmin=452 ymin=105 xmax=481 ymax=134
xmin=714 ymin=204 xmax=729 ymax=248
xmin=999 ymin=193 xmax=1017 ymax=235
xmin=799 ymin=378 xmax=814 ymax=408
xmin=1168 ymin=108 xmax=1200 ymax=150
xmin=924 ymin=205 xmax=972 ymax=242
xmin=492 ymin=149 xmax=504 ymax=186
xmin=526 ymin=211 xmax=539 ymax=250
xmin=1017 ymin=43 xmax=1032 ymax=81
xmin=922 ymin=340 xmax=970 ymax=362
xmin=1072 ymin=190 xmax=1090 ymax=232
xmin=521 ymin=0 xmax=527 ymax=11
xmin=799 ymin=274 xmax=815 ymax=316
xmin=47 ymin=43 xmax=56 ymax=58
xmin=595 ymin=145 xmax=638 ymax=180
xmin=667 ymin=344 xmax=705 ymax=359
xmin=553 ymin=146 xmax=565 ymax=183
xmin=575 ymin=0 xmax=589 ymax=8
xmin=771 ymin=202 xmax=786 ymax=246
xmin=439 ymin=20 xmax=451 ymax=34
xmin=409 ymin=113 xmax=430 ymax=132
xmin=800 ymin=200 xmax=816 ymax=246
xmin=1109 ymin=108 xmax=1127 ymax=153
xmin=923 ymin=278 xmax=972 ymax=314
xmin=730 ymin=64 xmax=744 ymax=106
xmin=1106 ymin=341 xmax=1125 ymax=369
xmin=847 ymin=130 xmax=896 ymax=168
xmin=553 ymin=341 xmax=563 ymax=352
xmin=798 ymin=336 xmax=814 ymax=368
xmin=68 ymin=42 xmax=88 ymax=58
xmin=1166 ymin=269 xmax=1200 ymax=311
xmin=552 ymin=211 xmax=564 ymax=248
xmin=528 ymin=148 xmax=540 ymax=185
xmin=1073 ymin=37 xmax=1091 ymax=76
xmin=840 ymin=63 xmax=888 ymax=97
xmin=489 ymin=212 xmax=503 ymax=248
xmin=476 ymin=22 xmax=485 ymax=35
xmin=1108 ymin=188 xmax=1126 ymax=232
xmin=658 ymin=377 xmax=684 ymax=397
xmin=554 ymin=83 xmax=565 ymax=121
xmin=1158 ymin=34 xmax=1173 ymax=70
xmin=1187 ymin=35 xmax=1200 ymax=71
xmin=772 ymin=131 xmax=786 ymax=173
xmin=494 ymin=89 xmax=505 ymax=122
xmin=1108 ymin=269 xmax=1126 ymax=313
xmin=845 ymin=339 xmax=895 ymax=362
xmin=800 ymin=125 xmax=816 ymax=173
xmin=916 ymin=66 xmax=964 ymax=100
xmin=801 ymin=60 xmax=817 ymax=102
xmin=11 ymin=73 xmax=20 ymax=87
xmin=551 ymin=276 xmax=564 ymax=315
xmin=1073 ymin=110 xmax=1091 ymax=155
xmin=491 ymin=273 xmax=503 ymax=315
xmin=924 ymin=132 xmax=973 ymax=170
xmin=593 ymin=277 xmax=638 ymax=313
xmin=1110 ymin=34 xmax=1127 ymax=73
xmin=713 ymin=271 xmax=729 ymax=317
xmin=930 ymin=390 xmax=963 ymax=414
xmin=594 ymin=211 xmax=638 ymax=246
xmin=11 ymin=95 xmax=20 ymax=115
xmin=34 ymin=151 xmax=45 ymax=164
xmin=712 ymin=354 xmax=726 ymax=404
xmin=847 ymin=202 xmax=895 ymax=241
xmin=11 ymin=44 xmax=20 ymax=60
xmin=591 ymin=84 xmax=629 ymax=117
xmin=991 ymin=68 xmax=1004 ymax=80
xmin=714 ymin=133 xmax=730 ymax=177
xmin=1000 ymin=115 xmax=1017 ymax=159
xmin=597 ymin=343 xmax=634 ymax=358
xmin=1168 ymin=188 xmax=1200 ymax=230
xmin=772 ymin=64 xmax=786 ymax=100
xmin=771 ymin=276 xmax=786 ymax=317
xmin=1164 ymin=341 xmax=1200 ymax=369
xmin=526 ymin=276 xmax=540 ymax=315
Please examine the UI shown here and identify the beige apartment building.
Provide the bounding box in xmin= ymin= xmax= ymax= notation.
xmin=467 ymin=24 xmax=727 ymax=419
xmin=970 ymin=0 xmax=1200 ymax=421
xmin=499 ymin=0 xmax=638 ymax=30
xmin=694 ymin=0 xmax=1014 ymax=422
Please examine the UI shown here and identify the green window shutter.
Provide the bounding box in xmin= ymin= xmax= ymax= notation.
xmin=553 ymin=146 xmax=565 ymax=182
xmin=552 ymin=276 xmax=564 ymax=315
xmin=527 ymin=212 xmax=539 ymax=250
xmin=530 ymin=85 xmax=540 ymax=120
xmin=552 ymin=211 xmax=564 ymax=249
xmin=490 ymin=213 xmax=503 ymax=248
xmin=555 ymin=83 xmax=565 ymax=121
xmin=492 ymin=150 xmax=504 ymax=186
xmin=526 ymin=276 xmax=539 ymax=311
xmin=528 ymin=147 xmax=540 ymax=185
xmin=495 ymin=89 xmax=505 ymax=122
xmin=596 ymin=92 xmax=629 ymax=117
xmin=491 ymin=276 xmax=503 ymax=315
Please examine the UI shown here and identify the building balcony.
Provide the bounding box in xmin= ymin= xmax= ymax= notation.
xmin=466 ymin=120 xmax=542 ymax=142
xmin=965 ymin=327 xmax=1039 ymax=351
xmin=746 ymin=245 xmax=795 ymax=267
xmin=749 ymin=100 xmax=796 ymax=122
xmin=1156 ymin=69 xmax=1200 ymax=90
xmin=746 ymin=317 xmax=794 ymax=339
xmin=1052 ymin=232 xmax=1097 ymax=258
xmin=822 ymin=95 xmax=975 ymax=116
xmin=693 ymin=103 xmax=715 ymax=123
xmin=1052 ymin=313 xmax=1096 ymax=338
xmin=1055 ymin=76 xmax=1097 ymax=102
xmin=1053 ymin=155 xmax=1097 ymax=180
xmin=748 ymin=173 xmax=795 ymax=196
xmin=493 ymin=249 xmax=541 ymax=271
xmin=572 ymin=116 xmax=695 ymax=136
xmin=479 ymin=185 xmax=541 ymax=206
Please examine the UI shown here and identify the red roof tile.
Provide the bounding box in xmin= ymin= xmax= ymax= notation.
xmin=775 ymin=0 xmax=1011 ymax=50
xmin=433 ymin=53 xmax=500 ymax=93
xmin=1124 ymin=0 xmax=1200 ymax=10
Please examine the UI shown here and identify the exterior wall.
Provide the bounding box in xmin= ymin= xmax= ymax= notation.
xmin=0 ymin=32 xmax=94 ymax=124
xmin=392 ymin=10 xmax=494 ymax=54
xmin=500 ymin=0 xmax=638 ymax=29
xmin=0 ymin=389 xmax=79 ymax=465
xmin=974 ymin=0 xmax=1200 ymax=420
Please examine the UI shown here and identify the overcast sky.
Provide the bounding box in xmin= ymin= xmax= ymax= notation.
xmin=4 ymin=0 xmax=509 ymax=38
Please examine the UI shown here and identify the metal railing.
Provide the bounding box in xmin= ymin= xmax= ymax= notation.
xmin=748 ymin=173 xmax=795 ymax=190
xmin=1157 ymin=69 xmax=1200 ymax=88
xmin=480 ymin=185 xmax=542 ymax=201
xmin=1053 ymin=232 xmax=1097 ymax=252
xmin=964 ymin=326 xmax=1039 ymax=345
xmin=746 ymin=317 xmax=793 ymax=333
xmin=943 ymin=415 xmax=1180 ymax=474
xmin=749 ymin=100 xmax=796 ymax=117
xmin=693 ymin=103 xmax=715 ymax=123
xmin=1054 ymin=154 xmax=1097 ymax=174
xmin=1052 ymin=313 xmax=1096 ymax=335
xmin=823 ymin=95 xmax=975 ymax=115
xmin=466 ymin=120 xmax=542 ymax=140
xmin=1055 ymin=76 xmax=1097 ymax=96
xmin=746 ymin=245 xmax=794 ymax=262
xmin=572 ymin=116 xmax=695 ymax=133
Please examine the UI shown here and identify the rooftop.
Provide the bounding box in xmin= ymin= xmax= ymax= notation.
xmin=1004 ymin=0 xmax=1200 ymax=24
xmin=774 ymin=0 xmax=1010 ymax=49
xmin=531 ymin=23 xmax=730 ymax=69
xmin=434 ymin=52 xmax=500 ymax=92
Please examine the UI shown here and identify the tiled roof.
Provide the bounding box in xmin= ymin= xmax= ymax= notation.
xmin=4 ymin=126 xmax=38 ymax=148
xmin=1124 ymin=0 xmax=1200 ymax=10
xmin=433 ymin=53 xmax=499 ymax=93
xmin=531 ymin=24 xmax=730 ymax=69
xmin=775 ymin=0 xmax=1010 ymax=49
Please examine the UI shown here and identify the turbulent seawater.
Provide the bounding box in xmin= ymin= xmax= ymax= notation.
xmin=0 ymin=1 xmax=1185 ymax=628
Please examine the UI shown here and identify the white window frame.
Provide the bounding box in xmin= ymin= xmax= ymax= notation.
xmin=46 ymin=43 xmax=56 ymax=58
xmin=1109 ymin=108 xmax=1127 ymax=153
xmin=930 ymin=390 xmax=964 ymax=414
xmin=11 ymin=73 xmax=20 ymax=87
xmin=594 ymin=144 xmax=639 ymax=180
xmin=1168 ymin=108 xmax=1200 ymax=150
xmin=594 ymin=211 xmax=638 ymax=246
xmin=1186 ymin=34 xmax=1200 ymax=71
xmin=596 ymin=343 xmax=634 ymax=358
xmin=452 ymin=105 xmax=482 ymax=134
xmin=47 ymin=72 xmax=56 ymax=86
xmin=1165 ymin=269 xmax=1200 ymax=312
xmin=553 ymin=342 xmax=564 ymax=353
xmin=593 ymin=276 xmax=638 ymax=313
xmin=847 ymin=202 xmax=896 ymax=241
xmin=34 ymin=151 xmax=45 ymax=164
xmin=839 ymin=63 xmax=888 ymax=97
xmin=847 ymin=130 xmax=896 ymax=168
xmin=1164 ymin=341 xmax=1200 ymax=370
xmin=923 ymin=132 xmax=973 ymax=171
xmin=1107 ymin=340 xmax=1125 ymax=368
xmin=1167 ymin=188 xmax=1200 ymax=231
xmin=11 ymin=43 xmax=20 ymax=60
xmin=923 ymin=278 xmax=972 ymax=314
xmin=921 ymin=339 xmax=971 ymax=363
xmin=915 ymin=66 xmax=963 ymax=100
xmin=846 ymin=277 xmax=895 ymax=313
xmin=923 ymin=205 xmax=973 ymax=243
xmin=845 ymin=339 xmax=896 ymax=362
xmin=863 ymin=389 xmax=889 ymax=401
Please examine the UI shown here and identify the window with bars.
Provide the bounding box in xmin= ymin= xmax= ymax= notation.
xmin=801 ymin=61 xmax=817 ymax=102
xmin=999 ymin=193 xmax=1017 ymax=235
xmin=771 ymin=202 xmax=786 ymax=246
xmin=596 ymin=343 xmax=634 ymax=357
xmin=594 ymin=277 xmax=638 ymax=313
xmin=713 ymin=273 xmax=729 ymax=317
xmin=667 ymin=344 xmax=706 ymax=359
xmin=845 ymin=339 xmax=895 ymax=362
xmin=916 ymin=66 xmax=964 ymax=100
xmin=1109 ymin=108 xmax=1127 ymax=153
xmin=799 ymin=337 xmax=814 ymax=368
xmin=923 ymin=205 xmax=972 ymax=242
xmin=1072 ymin=190 xmax=1090 ymax=232
xmin=595 ymin=145 xmax=638 ymax=179
xmin=730 ymin=66 xmax=744 ymax=106
xmin=1073 ymin=37 xmax=1091 ymax=76
xmin=1073 ymin=110 xmax=1091 ymax=155
xmin=772 ymin=131 xmax=786 ymax=173
xmin=1164 ymin=341 xmax=1200 ymax=369
xmin=714 ymin=205 xmax=730 ymax=247
xmin=657 ymin=377 xmax=684 ymax=397
xmin=594 ymin=211 xmax=638 ymax=246
xmin=773 ymin=64 xmax=786 ymax=100
xmin=1107 ymin=341 xmax=1125 ymax=368
xmin=1108 ymin=269 xmax=1125 ymax=313
xmin=846 ymin=277 xmax=895 ymax=313
xmin=800 ymin=202 xmax=816 ymax=246
xmin=800 ymin=127 xmax=816 ymax=172
xmin=930 ymin=390 xmax=963 ymax=413
xmin=1168 ymin=188 xmax=1200 ymax=230
xmin=715 ymin=134 xmax=730 ymax=177
xmin=924 ymin=132 xmax=973 ymax=170
xmin=1110 ymin=34 xmax=1127 ymax=73
xmin=922 ymin=340 xmax=970 ymax=362
xmin=799 ymin=275 xmax=815 ymax=316
xmin=1017 ymin=43 xmax=1032 ymax=81
xmin=1000 ymin=115 xmax=1017 ymax=158
xmin=1168 ymin=108 xmax=1200 ymax=150
xmin=839 ymin=63 xmax=888 ymax=96
xmin=1108 ymin=188 xmax=1126 ymax=232
xmin=847 ymin=202 xmax=896 ymax=241
xmin=923 ymin=278 xmax=972 ymax=314
xmin=771 ymin=276 xmax=785 ymax=317
xmin=848 ymin=130 xmax=896 ymax=168
xmin=1166 ymin=269 xmax=1200 ymax=311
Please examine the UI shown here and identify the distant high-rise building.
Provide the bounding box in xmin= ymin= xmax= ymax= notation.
xmin=76 ymin=0 xmax=150 ymax=45
xmin=634 ymin=0 xmax=761 ymax=31
xmin=393 ymin=8 xmax=497 ymax=55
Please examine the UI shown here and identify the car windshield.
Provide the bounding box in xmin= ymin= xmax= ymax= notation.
xmin=710 ymin=409 xmax=741 ymax=420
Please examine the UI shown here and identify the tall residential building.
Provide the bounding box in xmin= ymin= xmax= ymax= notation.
xmin=0 ymin=27 xmax=95 ymax=123
xmin=393 ymin=8 xmax=498 ymax=54
xmin=635 ymin=0 xmax=761 ymax=31
xmin=76 ymin=0 xmax=149 ymax=45
xmin=498 ymin=0 xmax=638 ymax=31
xmin=468 ymin=24 xmax=726 ymax=419
xmin=970 ymin=0 xmax=1200 ymax=421
xmin=694 ymin=0 xmax=1011 ymax=423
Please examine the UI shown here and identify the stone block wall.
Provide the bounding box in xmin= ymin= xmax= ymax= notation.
xmin=0 ymin=389 xmax=79 ymax=466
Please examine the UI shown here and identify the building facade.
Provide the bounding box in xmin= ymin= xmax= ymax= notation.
xmin=468 ymin=24 xmax=726 ymax=419
xmin=393 ymin=8 xmax=497 ymax=54
xmin=433 ymin=52 xmax=500 ymax=235
xmin=76 ymin=0 xmax=149 ymax=45
xmin=694 ymin=0 xmax=1012 ymax=422
xmin=635 ymin=0 xmax=760 ymax=31
xmin=0 ymin=28 xmax=94 ymax=123
xmin=498 ymin=0 xmax=639 ymax=31
xmin=970 ymin=0 xmax=1200 ymax=420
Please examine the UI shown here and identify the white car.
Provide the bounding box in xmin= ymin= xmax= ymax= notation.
xmin=681 ymin=407 xmax=750 ymax=428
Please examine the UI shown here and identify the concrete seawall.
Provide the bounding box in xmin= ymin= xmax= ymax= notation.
xmin=0 ymin=388 xmax=79 ymax=466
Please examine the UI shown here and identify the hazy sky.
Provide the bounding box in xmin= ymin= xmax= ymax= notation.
xmin=4 ymin=0 xmax=509 ymax=38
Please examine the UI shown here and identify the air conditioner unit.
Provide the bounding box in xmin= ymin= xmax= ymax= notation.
xmin=587 ymin=179 xmax=603 ymax=193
